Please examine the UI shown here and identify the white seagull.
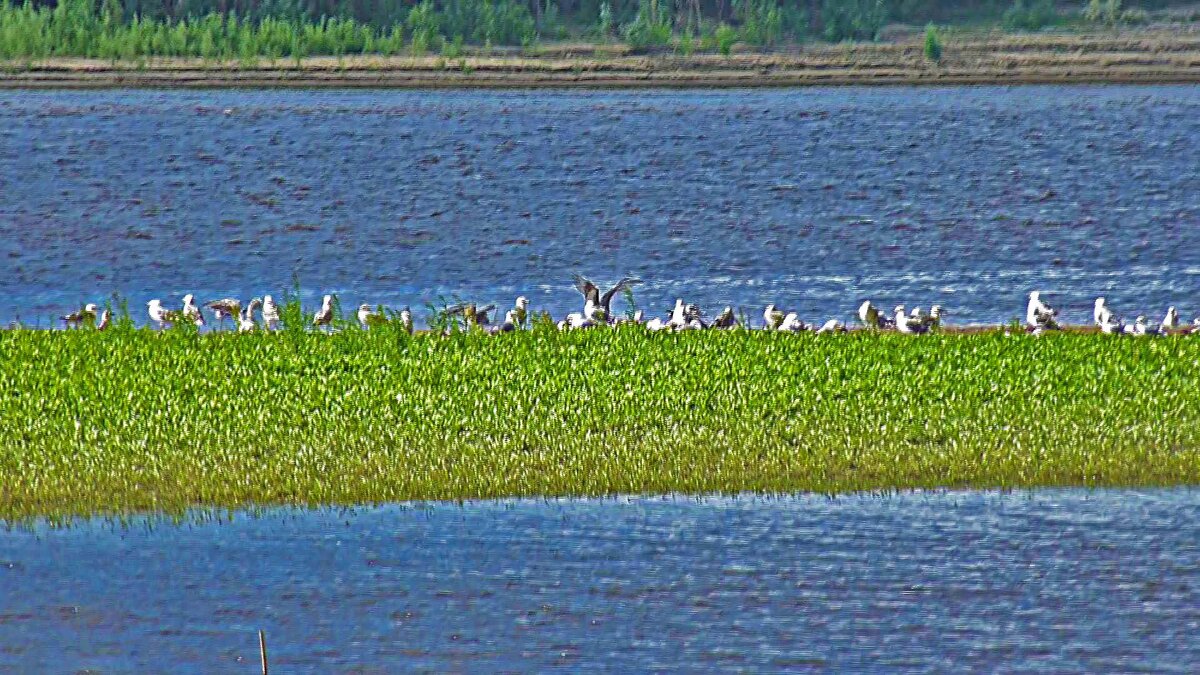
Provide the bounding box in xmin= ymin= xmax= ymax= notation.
xmin=1099 ymin=314 xmax=1123 ymax=335
xmin=1026 ymin=291 xmax=1058 ymax=330
xmin=96 ymin=308 xmax=111 ymax=331
xmin=357 ymin=304 xmax=385 ymax=329
xmin=1094 ymin=297 xmax=1113 ymax=327
xmin=147 ymin=299 xmax=178 ymax=329
xmin=313 ymin=294 xmax=334 ymax=329
xmin=399 ymin=307 xmax=413 ymax=335
xmin=779 ymin=312 xmax=807 ymax=332
xmin=645 ymin=315 xmax=670 ymax=332
xmin=1128 ymin=315 xmax=1161 ymax=336
xmin=513 ymin=296 xmax=529 ymax=328
xmin=763 ymin=304 xmax=785 ymax=331
xmin=858 ymin=300 xmax=882 ymax=329
xmin=239 ymin=298 xmax=261 ymax=332
xmin=61 ymin=303 xmax=98 ymax=328
xmin=816 ymin=319 xmax=846 ymax=334
xmin=894 ymin=305 xmax=928 ymax=335
xmin=262 ymin=295 xmax=280 ymax=331
xmin=666 ymin=298 xmax=688 ymax=329
xmin=1161 ymin=306 xmax=1179 ymax=333
xmin=182 ymin=294 xmax=205 ymax=327
xmin=923 ymin=305 xmax=944 ymax=331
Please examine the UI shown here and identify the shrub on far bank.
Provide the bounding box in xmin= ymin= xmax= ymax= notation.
xmin=715 ymin=23 xmax=737 ymax=55
xmin=923 ymin=23 xmax=941 ymax=61
xmin=1002 ymin=0 xmax=1059 ymax=31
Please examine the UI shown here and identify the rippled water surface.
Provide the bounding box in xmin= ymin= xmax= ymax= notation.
xmin=2 ymin=86 xmax=1199 ymax=325
xmin=1 ymin=491 xmax=1198 ymax=671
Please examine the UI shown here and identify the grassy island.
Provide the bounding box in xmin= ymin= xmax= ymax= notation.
xmin=2 ymin=325 xmax=1198 ymax=521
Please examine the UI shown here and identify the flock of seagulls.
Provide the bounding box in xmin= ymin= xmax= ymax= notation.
xmin=51 ymin=281 xmax=1200 ymax=338
xmin=855 ymin=301 xmax=945 ymax=335
xmin=1092 ymin=297 xmax=1181 ymax=336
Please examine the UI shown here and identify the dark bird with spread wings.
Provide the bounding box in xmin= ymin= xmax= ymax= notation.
xmin=571 ymin=274 xmax=641 ymax=323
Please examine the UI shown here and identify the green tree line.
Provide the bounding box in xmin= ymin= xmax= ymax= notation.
xmin=0 ymin=0 xmax=1178 ymax=59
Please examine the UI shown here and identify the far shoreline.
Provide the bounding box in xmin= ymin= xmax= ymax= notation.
xmin=3 ymin=27 xmax=1199 ymax=88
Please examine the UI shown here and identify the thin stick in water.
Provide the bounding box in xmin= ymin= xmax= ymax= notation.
xmin=259 ymin=629 xmax=268 ymax=675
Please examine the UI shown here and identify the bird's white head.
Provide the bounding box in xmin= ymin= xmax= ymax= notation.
xmin=931 ymin=304 xmax=942 ymax=315
xmin=516 ymin=296 xmax=528 ymax=309
xmin=1030 ymin=291 xmax=1041 ymax=302
xmin=633 ymin=310 xmax=645 ymax=322
xmin=894 ymin=305 xmax=905 ymax=314
xmin=263 ymin=295 xmax=274 ymax=304
xmin=1095 ymin=297 xmax=1106 ymax=307
xmin=358 ymin=304 xmax=371 ymax=312
xmin=505 ymin=310 xmax=517 ymax=324
xmin=85 ymin=303 xmax=98 ymax=313
xmin=322 ymin=294 xmax=332 ymax=306
xmin=183 ymin=293 xmax=194 ymax=304
xmin=148 ymin=299 xmax=160 ymax=308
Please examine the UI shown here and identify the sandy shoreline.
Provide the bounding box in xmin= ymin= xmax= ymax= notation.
xmin=3 ymin=28 xmax=1200 ymax=88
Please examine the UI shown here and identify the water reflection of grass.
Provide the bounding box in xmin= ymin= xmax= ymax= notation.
xmin=2 ymin=326 xmax=1198 ymax=521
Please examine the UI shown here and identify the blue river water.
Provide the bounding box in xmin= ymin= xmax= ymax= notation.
xmin=1 ymin=86 xmax=1199 ymax=327
xmin=1 ymin=490 xmax=1198 ymax=671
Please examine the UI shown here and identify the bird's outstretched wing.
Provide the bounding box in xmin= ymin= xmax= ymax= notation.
xmin=572 ymin=274 xmax=599 ymax=301
xmin=599 ymin=277 xmax=642 ymax=309
xmin=206 ymin=298 xmax=240 ymax=311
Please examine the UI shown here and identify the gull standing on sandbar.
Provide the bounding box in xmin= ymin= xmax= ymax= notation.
xmin=512 ymin=296 xmax=529 ymax=328
xmin=1162 ymin=306 xmax=1179 ymax=333
xmin=779 ymin=312 xmax=807 ymax=332
xmin=1026 ymin=291 xmax=1058 ymax=330
xmin=858 ymin=300 xmax=883 ymax=329
xmin=313 ymin=294 xmax=334 ymax=329
xmin=1094 ymin=297 xmax=1113 ymax=327
xmin=262 ymin=295 xmax=280 ymax=331
xmin=357 ymin=304 xmax=379 ymax=329
xmin=239 ymin=298 xmax=261 ymax=332
xmin=182 ymin=294 xmax=205 ymax=327
xmin=894 ymin=305 xmax=928 ymax=335
xmin=763 ymin=304 xmax=785 ymax=331
xmin=147 ymin=299 xmax=179 ymax=329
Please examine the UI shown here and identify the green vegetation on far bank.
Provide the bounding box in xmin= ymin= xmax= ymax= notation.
xmin=0 ymin=0 xmax=1195 ymax=62
xmin=2 ymin=325 xmax=1198 ymax=522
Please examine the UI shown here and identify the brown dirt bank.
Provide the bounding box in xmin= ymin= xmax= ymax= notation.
xmin=3 ymin=28 xmax=1200 ymax=88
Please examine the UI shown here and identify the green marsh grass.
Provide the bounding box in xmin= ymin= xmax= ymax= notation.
xmin=1 ymin=326 xmax=1198 ymax=521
